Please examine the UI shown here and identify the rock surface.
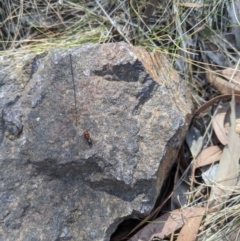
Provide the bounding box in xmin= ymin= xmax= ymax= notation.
xmin=0 ymin=42 xmax=193 ymax=241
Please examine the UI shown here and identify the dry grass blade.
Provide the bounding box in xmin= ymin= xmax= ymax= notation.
xmin=208 ymin=94 xmax=240 ymax=210
xmin=178 ymin=3 xmax=210 ymax=8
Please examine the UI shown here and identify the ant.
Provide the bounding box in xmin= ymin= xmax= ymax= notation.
xmin=83 ymin=131 xmax=92 ymax=146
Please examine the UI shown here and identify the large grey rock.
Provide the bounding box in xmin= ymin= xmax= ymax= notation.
xmin=0 ymin=42 xmax=193 ymax=241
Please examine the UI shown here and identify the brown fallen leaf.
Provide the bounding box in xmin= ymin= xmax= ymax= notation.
xmin=191 ymin=145 xmax=223 ymax=182
xmin=128 ymin=207 xmax=207 ymax=241
xmin=205 ymin=65 xmax=240 ymax=95
xmin=208 ymin=95 xmax=240 ymax=210
xmin=212 ymin=103 xmax=230 ymax=145
xmin=194 ymin=95 xmax=240 ymax=140
xmin=220 ymin=64 xmax=240 ymax=84
xmin=176 ymin=207 xmax=206 ymax=241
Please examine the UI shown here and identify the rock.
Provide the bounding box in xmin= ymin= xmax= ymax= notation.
xmin=0 ymin=42 xmax=193 ymax=241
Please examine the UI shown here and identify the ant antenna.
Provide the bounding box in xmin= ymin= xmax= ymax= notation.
xmin=69 ymin=54 xmax=78 ymax=125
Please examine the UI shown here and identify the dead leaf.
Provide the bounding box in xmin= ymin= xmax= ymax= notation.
xmin=129 ymin=207 xmax=207 ymax=241
xmin=205 ymin=65 xmax=240 ymax=95
xmin=191 ymin=146 xmax=223 ymax=183
xmin=194 ymin=95 xmax=240 ymax=139
xmin=212 ymin=103 xmax=230 ymax=145
xmin=176 ymin=207 xmax=206 ymax=241
xmin=194 ymin=146 xmax=223 ymax=169
xmin=208 ymin=95 xmax=240 ymax=210
xmin=220 ymin=64 xmax=240 ymax=84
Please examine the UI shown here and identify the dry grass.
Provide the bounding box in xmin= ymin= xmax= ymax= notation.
xmin=0 ymin=0 xmax=234 ymax=96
